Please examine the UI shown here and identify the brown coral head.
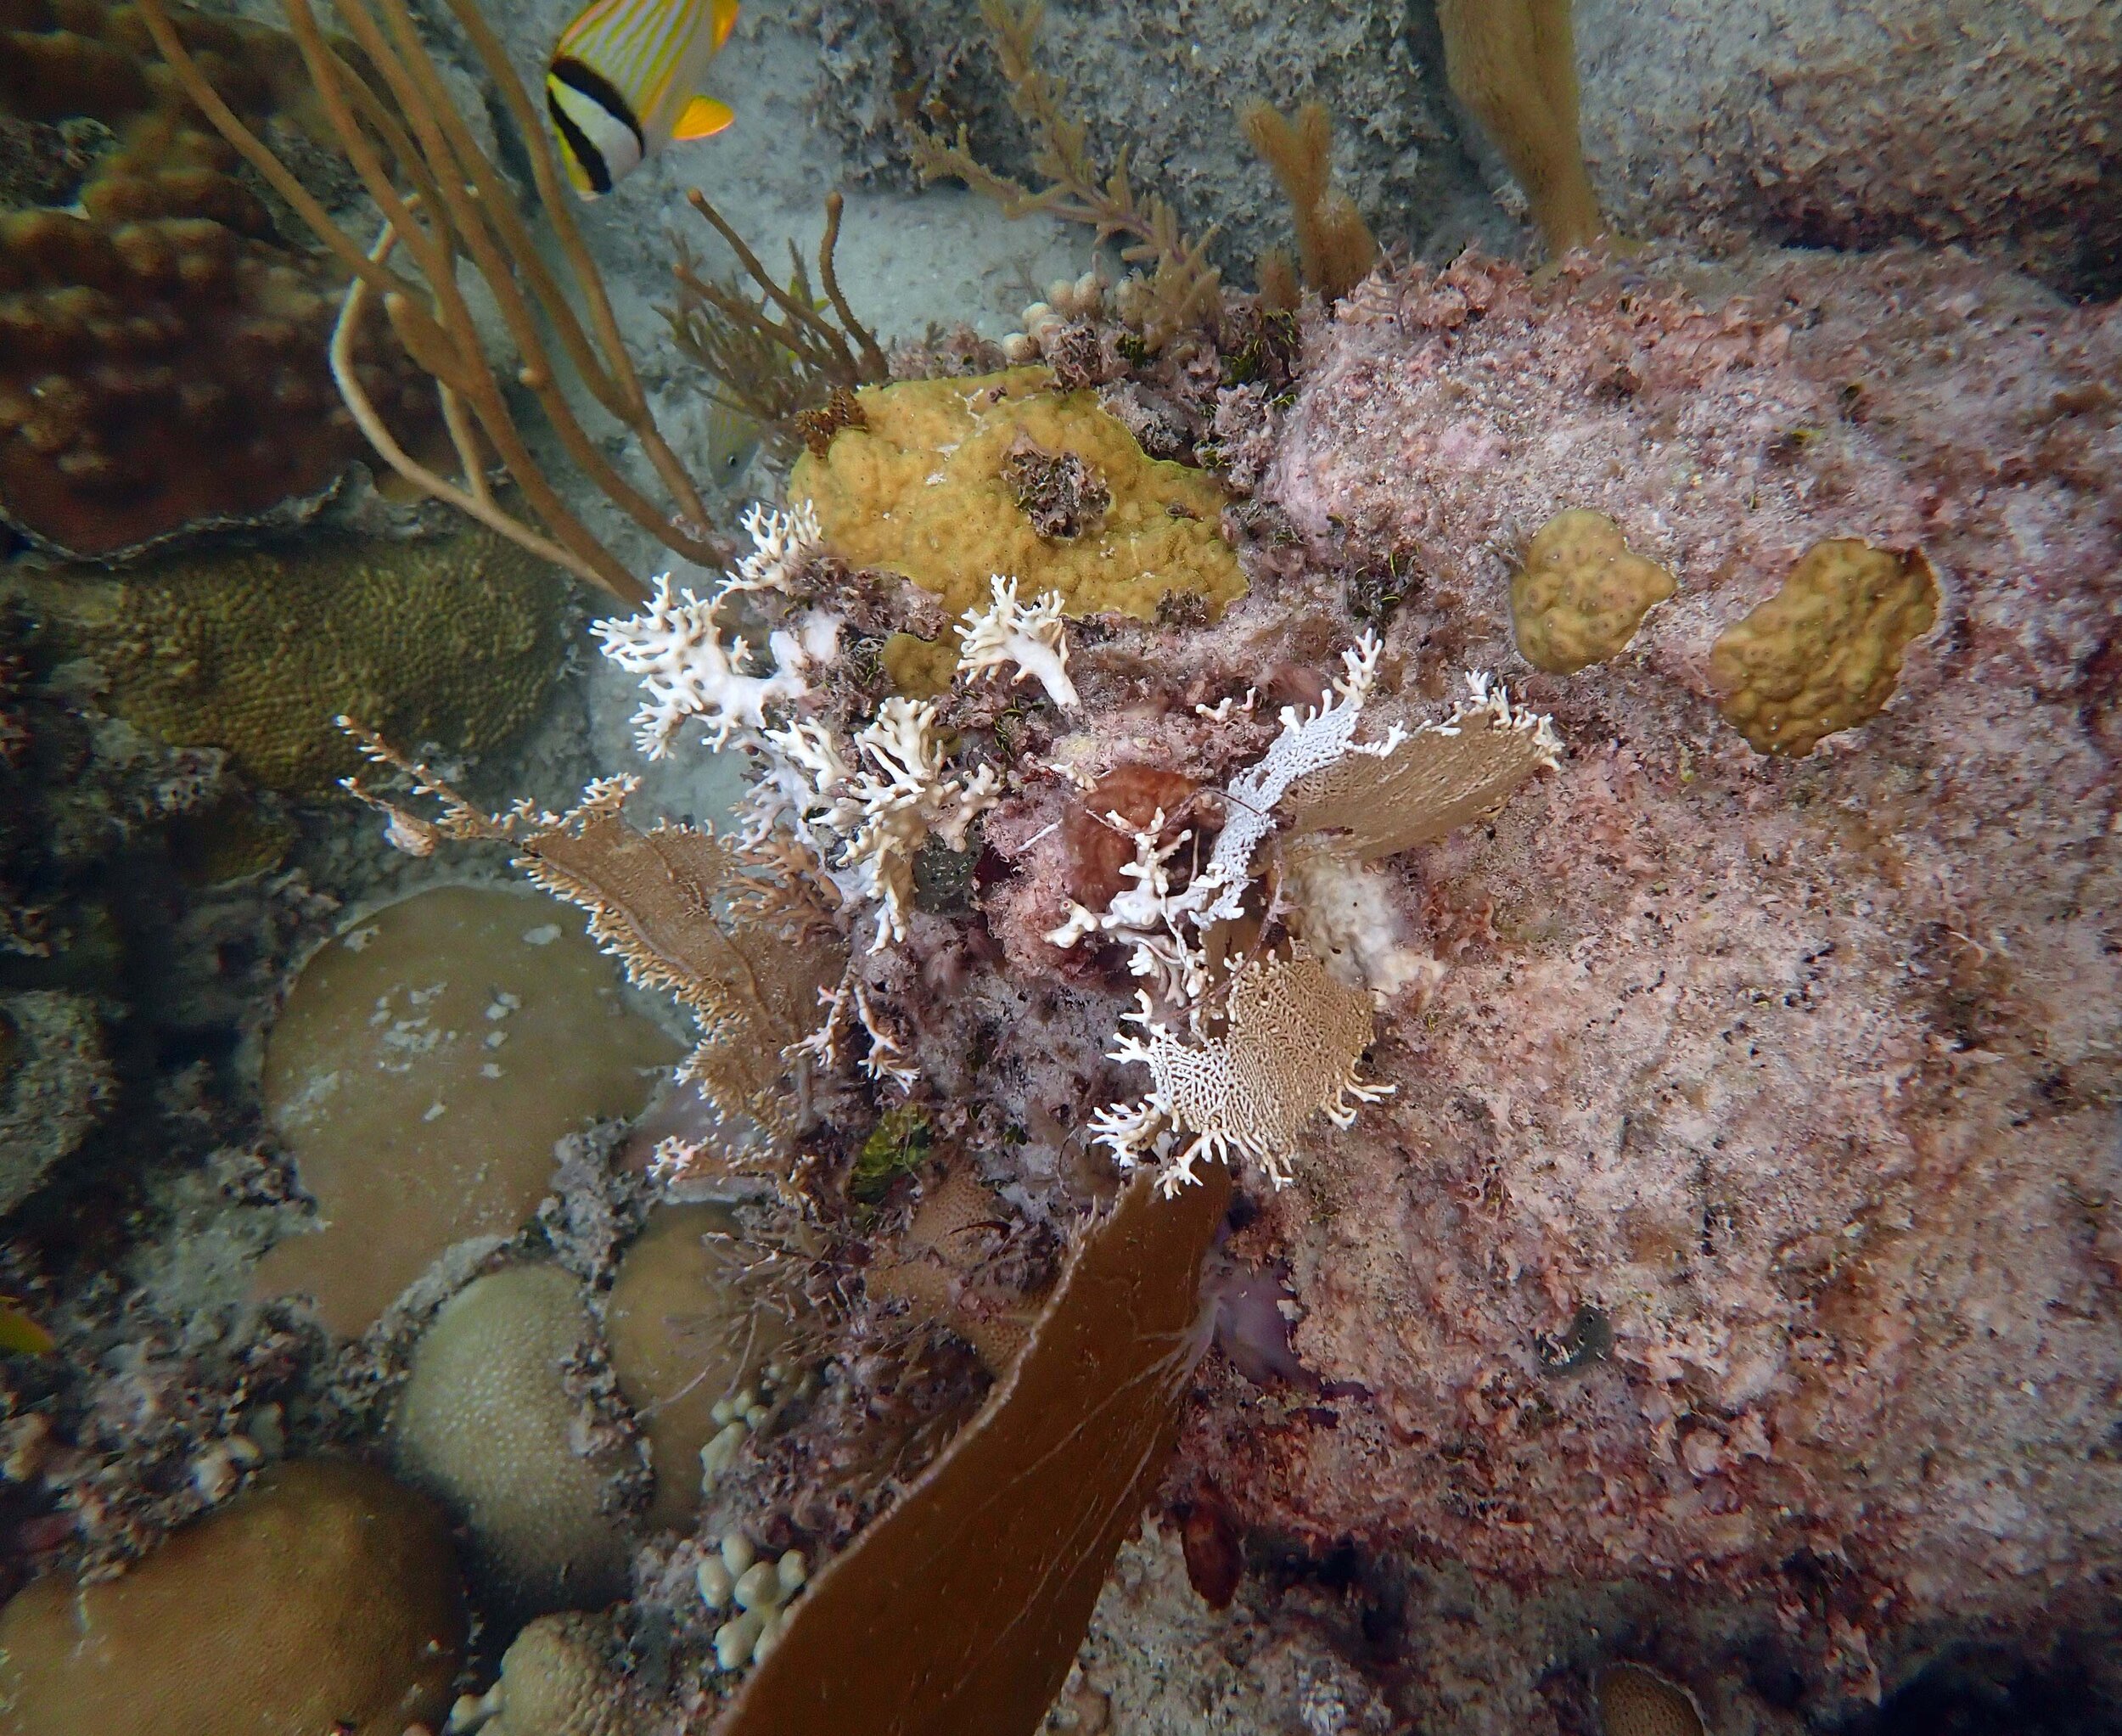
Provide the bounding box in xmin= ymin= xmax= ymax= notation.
xmin=999 ymin=429 xmax=1111 ymax=540
xmin=1595 ymin=1662 xmax=1704 ymax=1736
xmin=1063 ymin=764 xmax=1200 ymax=910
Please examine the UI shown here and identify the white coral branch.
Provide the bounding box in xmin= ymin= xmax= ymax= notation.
xmin=592 ymin=504 xmax=832 ymax=760
xmin=721 ymin=501 xmax=823 ymax=595
xmin=594 ymin=577 xmax=812 ymax=757
xmin=955 ymin=575 xmax=1080 ymax=710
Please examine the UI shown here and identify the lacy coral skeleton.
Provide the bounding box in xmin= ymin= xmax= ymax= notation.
xmin=1091 ymin=955 xmax=1391 ymax=1194
xmin=593 ymin=504 xmax=834 ymax=758
xmin=1048 ymin=639 xmax=1561 ymax=1194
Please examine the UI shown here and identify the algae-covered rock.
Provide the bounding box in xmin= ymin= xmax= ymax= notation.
xmin=391 ymin=1264 xmax=633 ymax=1624
xmin=0 ymin=989 xmax=111 ymax=1216
xmin=24 ymin=526 xmax=567 ymax=794
xmin=0 ymin=1458 xmax=465 ymax=1736
xmin=789 ymin=368 xmax=1243 ymax=621
xmin=255 ymin=885 xmax=679 ymax=1334
xmin=1709 ymin=537 xmax=1938 ymax=756
xmin=1509 ymin=508 xmax=1674 ymax=674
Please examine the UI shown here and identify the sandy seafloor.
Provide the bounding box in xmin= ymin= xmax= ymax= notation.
xmin=6 ymin=0 xmax=2119 ymax=1728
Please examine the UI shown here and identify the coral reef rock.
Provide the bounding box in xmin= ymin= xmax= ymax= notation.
xmin=0 ymin=987 xmax=110 ymax=1215
xmin=0 ymin=0 xmax=433 ymax=557
xmin=1575 ymin=0 xmax=2122 ymax=295
xmin=0 ymin=1458 xmax=465 ymax=1736
xmin=391 ymin=1263 xmax=636 ymax=1624
xmin=1194 ymin=240 xmax=2122 ymax=1706
xmin=24 ymin=527 xmax=568 ymax=795
xmin=256 ymin=885 xmax=679 ymax=1335
xmin=790 ymin=367 xmax=1242 ymax=621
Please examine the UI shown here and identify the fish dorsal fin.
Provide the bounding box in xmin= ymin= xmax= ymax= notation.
xmin=710 ymin=0 xmax=738 ymax=48
xmin=672 ymin=93 xmax=736 ymax=140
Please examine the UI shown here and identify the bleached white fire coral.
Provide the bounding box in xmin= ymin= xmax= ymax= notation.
xmin=1050 ymin=637 xmax=1562 ymax=1196
xmin=955 ymin=575 xmax=1081 ymax=710
xmin=809 ymin=699 xmax=1001 ymax=954
xmin=592 ymin=504 xmax=835 ymax=756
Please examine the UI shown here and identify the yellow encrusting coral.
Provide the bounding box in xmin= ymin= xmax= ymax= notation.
xmin=1509 ymin=508 xmax=1674 ymax=673
xmin=25 ymin=526 xmax=566 ymax=795
xmin=790 ymin=368 xmax=1242 ymax=621
xmin=1709 ymin=538 xmax=1939 ymax=756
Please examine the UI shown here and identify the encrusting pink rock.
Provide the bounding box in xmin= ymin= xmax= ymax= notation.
xmin=1179 ymin=242 xmax=2121 ymax=1705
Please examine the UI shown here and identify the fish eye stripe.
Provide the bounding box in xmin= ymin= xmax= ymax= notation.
xmin=546 ymin=83 xmax=614 ymax=194
xmin=549 ymin=55 xmax=645 ymax=152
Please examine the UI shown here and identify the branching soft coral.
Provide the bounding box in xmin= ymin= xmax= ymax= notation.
xmin=910 ymin=0 xmax=1222 ymax=346
xmin=1436 ymin=0 xmax=1604 ymax=255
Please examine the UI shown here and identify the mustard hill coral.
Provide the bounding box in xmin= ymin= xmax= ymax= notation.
xmin=254 ymin=885 xmax=678 ymax=1335
xmin=0 ymin=0 xmax=435 ymax=558
xmin=0 ymin=1459 xmax=465 ymax=1736
xmin=789 ymin=368 xmax=1242 ymax=621
xmin=27 ymin=527 xmax=567 ymax=795
xmin=1509 ymin=508 xmax=1675 ymax=673
xmin=391 ymin=1264 xmax=635 ymax=1623
xmin=1708 ymin=537 xmax=1939 ymax=756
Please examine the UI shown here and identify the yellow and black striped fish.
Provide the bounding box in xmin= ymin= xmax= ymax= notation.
xmin=545 ymin=0 xmax=740 ymax=197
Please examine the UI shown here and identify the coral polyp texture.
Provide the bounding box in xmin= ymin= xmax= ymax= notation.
xmin=24 ymin=526 xmax=569 ymax=795
xmin=1510 ymin=508 xmax=1676 ymax=675
xmin=0 ymin=0 xmax=433 ymax=557
xmin=1708 ymin=538 xmax=1939 ymax=756
xmin=1184 ymin=239 xmax=2121 ymax=1705
xmin=788 ymin=368 xmax=1242 ymax=620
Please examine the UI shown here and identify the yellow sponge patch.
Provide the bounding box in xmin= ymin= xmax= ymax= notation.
xmin=789 ymin=368 xmax=1242 ymax=621
xmin=1709 ymin=539 xmax=1939 ymax=756
xmin=1510 ymin=509 xmax=1674 ymax=673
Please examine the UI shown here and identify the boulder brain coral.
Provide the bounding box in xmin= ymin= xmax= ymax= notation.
xmin=26 ymin=526 xmax=569 ymax=795
xmin=255 ymin=885 xmax=678 ymax=1334
xmin=789 ymin=367 xmax=1243 ymax=621
xmin=0 ymin=1458 xmax=465 ymax=1736
xmin=392 ymin=1263 xmax=636 ymax=1624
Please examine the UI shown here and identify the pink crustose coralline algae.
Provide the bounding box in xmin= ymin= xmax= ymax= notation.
xmin=1177 ymin=243 xmax=2120 ymax=1700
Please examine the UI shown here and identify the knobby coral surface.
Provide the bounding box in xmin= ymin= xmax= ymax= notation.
xmin=1183 ymin=239 xmax=2121 ymax=1702
xmin=0 ymin=0 xmax=434 ymax=558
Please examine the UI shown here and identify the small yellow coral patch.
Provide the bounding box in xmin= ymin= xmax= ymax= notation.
xmin=1709 ymin=538 xmax=1939 ymax=756
xmin=789 ymin=368 xmax=1243 ymax=621
xmin=1510 ymin=509 xmax=1675 ymax=673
